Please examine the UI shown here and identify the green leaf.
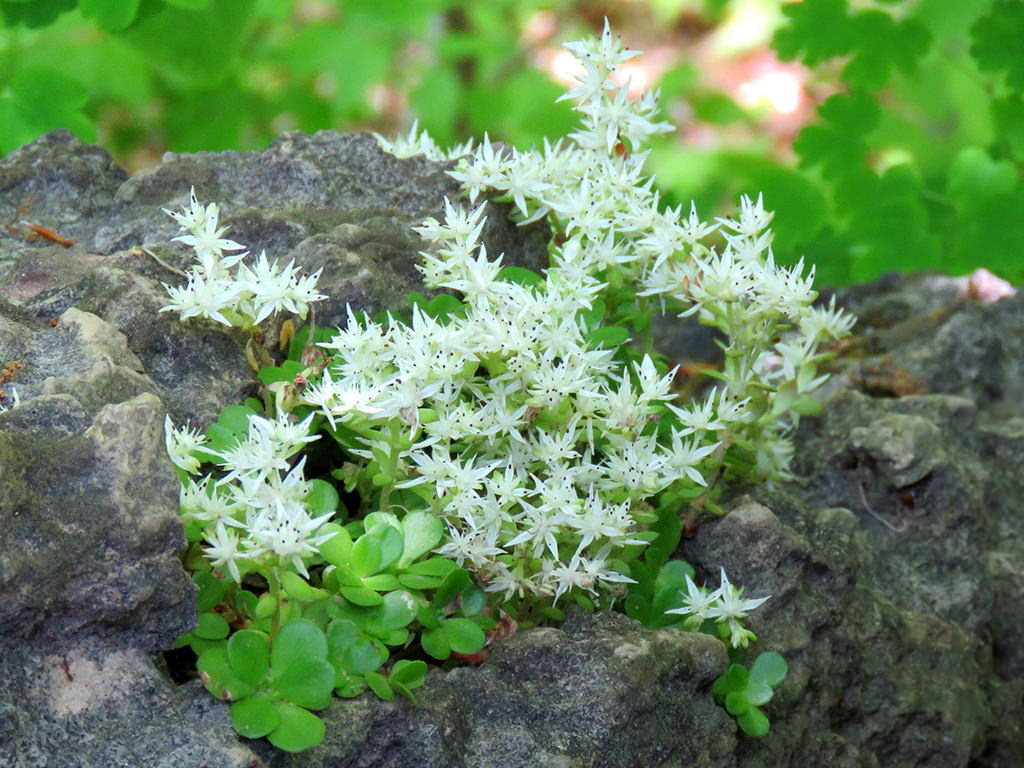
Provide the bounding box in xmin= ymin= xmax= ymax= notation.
xmin=738 ymin=706 xmax=771 ymax=737
xmin=194 ymin=611 xmax=229 ymax=640
xmin=319 ymin=524 xmax=353 ymax=567
xmin=341 ymin=640 xmax=385 ymax=676
xmin=267 ymin=702 xmax=326 ymax=753
xmin=432 ymin=568 xmax=472 ymax=609
xmin=993 ymin=95 xmax=1024 ymax=163
xmin=389 ymin=659 xmax=427 ymax=689
xmin=164 ymin=0 xmax=212 ymax=8
xmin=351 ymin=534 xmax=383 ymax=577
xmin=497 ymin=266 xmax=544 ymax=287
xmin=230 ymin=694 xmax=280 ymax=739
xmin=326 ymin=618 xmax=359 ymax=655
xmin=0 ymin=66 xmax=93 ymax=152
xmin=725 ymin=690 xmax=751 ymax=716
xmin=340 ymin=585 xmax=385 ymax=606
xmin=843 ymin=13 xmax=930 ymax=90
xmin=420 ymin=627 xmax=450 ymax=660
xmin=365 ymin=670 xmax=394 ymax=700
xmin=655 ymin=559 xmax=694 ymax=592
xmin=773 ymin=0 xmax=855 ymax=65
xmin=397 ymin=511 xmax=443 ymax=568
xmin=271 ymin=620 xmax=328 ymax=673
xmin=122 ymin=0 xmax=255 ymax=92
xmin=306 ymin=479 xmax=339 ymax=516
xmin=0 ymin=0 xmax=76 ymax=28
xmin=197 ymin=646 xmax=256 ymax=701
xmin=404 ymin=557 xmax=458 ymax=578
xmin=280 ymin=570 xmax=316 ymax=603
xmin=258 ymin=360 xmax=305 ymax=385
xmin=79 ymin=0 xmax=141 ymax=31
xmin=749 ymin=651 xmax=788 ymax=688
xmin=273 ymin=658 xmax=335 ymax=710
xmin=194 ymin=572 xmax=226 ymax=613
xmin=423 ymin=293 xmax=466 ymax=321
xmin=584 ymin=326 xmax=630 ymax=350
xmin=971 ymin=0 xmax=1024 ymax=91
xmin=215 ymin=404 xmax=257 ymax=437
xmin=442 ymin=617 xmax=486 ymax=654
xmin=227 ymin=630 xmax=270 ymax=687
xmin=373 ymin=590 xmax=416 ymax=632
xmin=947 ymin=146 xmax=1018 ymax=204
xmin=254 ymin=593 xmax=277 ymax=620
xmin=410 ymin=66 xmax=460 ymax=146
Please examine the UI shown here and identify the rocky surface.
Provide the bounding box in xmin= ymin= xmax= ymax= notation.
xmin=1 ymin=130 xmax=1022 ymax=767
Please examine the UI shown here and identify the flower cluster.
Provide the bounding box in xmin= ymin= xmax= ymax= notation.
xmin=161 ymin=23 xmax=857 ymax=650
xmin=667 ymin=568 xmax=770 ymax=648
xmin=160 ymin=189 xmax=325 ymax=329
xmin=165 ymin=411 xmax=336 ymax=582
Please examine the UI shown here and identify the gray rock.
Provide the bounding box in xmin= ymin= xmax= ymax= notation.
xmin=1 ymin=129 xmax=1022 ymax=768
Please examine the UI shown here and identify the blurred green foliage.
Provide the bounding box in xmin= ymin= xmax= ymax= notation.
xmin=1 ymin=0 xmax=1021 ymax=287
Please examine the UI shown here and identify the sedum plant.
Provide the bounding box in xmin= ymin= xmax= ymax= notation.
xmin=162 ymin=21 xmax=853 ymax=752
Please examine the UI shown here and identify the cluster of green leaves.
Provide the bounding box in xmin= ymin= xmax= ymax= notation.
xmin=0 ymin=0 xmax=573 ymax=160
xmin=712 ymin=651 xmax=787 ymax=737
xmin=174 ymin=400 xmax=493 ymax=752
xmin=766 ymin=0 xmax=1024 ymax=285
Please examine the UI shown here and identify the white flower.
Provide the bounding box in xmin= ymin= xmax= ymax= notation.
xmin=164 ymin=415 xmax=209 ymax=474
xmin=204 ymin=521 xmax=246 ymax=583
xmin=666 ymin=574 xmax=720 ymax=621
xmin=706 ymin=568 xmax=770 ymax=622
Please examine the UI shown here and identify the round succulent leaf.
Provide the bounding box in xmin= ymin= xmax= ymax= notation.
xmin=230 ymin=694 xmax=280 ymax=739
xmin=650 ymin=584 xmax=685 ymax=618
xmin=194 ymin=611 xmax=230 ymax=640
xmin=197 ymin=647 xmax=256 ymax=700
xmin=376 ymin=590 xmax=416 ymax=631
xmin=397 ymin=510 xmax=443 ymax=567
xmin=319 ymin=524 xmax=353 ymax=567
xmin=267 ymin=702 xmax=326 ymax=753
xmin=216 ymin=404 xmax=258 ymax=437
xmin=370 ymin=524 xmax=405 ymax=570
xmin=416 ymin=602 xmax=441 ymax=630
xmin=459 ymin=584 xmax=486 ymax=616
xmin=235 ymin=589 xmax=258 ymax=618
xmin=432 ymin=568 xmax=472 ymax=608
xmin=381 ymin=628 xmax=409 ymax=646
xmin=227 ymin=630 xmax=270 ymax=686
xmin=389 ymin=659 xmax=427 ymax=689
xmin=365 ymin=670 xmax=394 ymax=700
xmin=340 ymin=585 xmax=385 ymax=606
xmin=725 ymin=690 xmax=752 ymax=716
xmin=342 ymin=640 xmax=386 ymax=676
xmin=326 ymin=618 xmax=359 ymax=659
xmin=254 ymin=593 xmax=278 ymax=620
xmin=398 ymin=572 xmax=444 ymax=590
xmin=625 ymin=591 xmax=651 ymax=624
xmin=351 ymin=534 xmax=383 ymax=577
xmin=738 ymin=706 xmax=771 ymax=737
xmin=420 ymin=627 xmax=450 ymax=660
xmin=271 ymin=620 xmax=328 ymax=674
xmin=360 ymin=574 xmax=401 ymax=591
xmin=194 ymin=572 xmax=226 ymax=613
xmin=306 ymin=478 xmax=339 ymax=516
xmin=655 ymin=559 xmax=695 ymax=592
xmin=273 ymin=658 xmax=336 ymax=710
xmin=280 ymin=570 xmax=316 ymax=602
xmin=749 ymin=651 xmax=788 ymax=688
xmin=404 ymin=557 xmax=458 ymax=578
xmin=743 ymin=682 xmax=774 ymax=707
xmin=334 ymin=670 xmax=366 ymax=698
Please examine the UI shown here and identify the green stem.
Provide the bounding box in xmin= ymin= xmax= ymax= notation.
xmin=267 ymin=566 xmax=282 ymax=651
